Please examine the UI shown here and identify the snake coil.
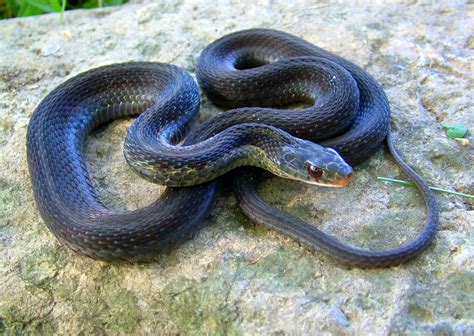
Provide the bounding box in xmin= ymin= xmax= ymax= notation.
xmin=27 ymin=29 xmax=439 ymax=267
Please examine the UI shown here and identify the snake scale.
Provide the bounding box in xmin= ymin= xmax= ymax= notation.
xmin=27 ymin=29 xmax=439 ymax=267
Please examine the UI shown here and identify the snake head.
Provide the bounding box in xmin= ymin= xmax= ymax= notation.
xmin=276 ymin=140 xmax=353 ymax=187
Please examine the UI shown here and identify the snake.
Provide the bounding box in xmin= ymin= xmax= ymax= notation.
xmin=26 ymin=29 xmax=439 ymax=267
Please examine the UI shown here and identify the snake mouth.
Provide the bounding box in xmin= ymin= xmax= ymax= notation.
xmin=333 ymin=172 xmax=353 ymax=187
xmin=299 ymin=171 xmax=353 ymax=187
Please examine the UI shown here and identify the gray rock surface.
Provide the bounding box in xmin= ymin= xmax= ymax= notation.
xmin=0 ymin=0 xmax=473 ymax=334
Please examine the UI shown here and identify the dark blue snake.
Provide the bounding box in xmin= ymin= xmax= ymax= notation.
xmin=26 ymin=29 xmax=439 ymax=267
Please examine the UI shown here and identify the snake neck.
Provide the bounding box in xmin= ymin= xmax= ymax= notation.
xmin=124 ymin=122 xmax=298 ymax=187
xmin=219 ymin=123 xmax=300 ymax=175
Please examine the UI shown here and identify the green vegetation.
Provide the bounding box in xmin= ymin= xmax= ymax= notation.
xmin=443 ymin=123 xmax=468 ymax=139
xmin=378 ymin=176 xmax=474 ymax=199
xmin=0 ymin=0 xmax=127 ymax=20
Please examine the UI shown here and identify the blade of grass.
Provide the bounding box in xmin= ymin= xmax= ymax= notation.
xmin=4 ymin=0 xmax=19 ymax=18
xmin=18 ymin=0 xmax=44 ymax=16
xmin=49 ymin=0 xmax=62 ymax=12
xmin=60 ymin=0 xmax=65 ymax=23
xmin=2 ymin=0 xmax=127 ymax=18
xmin=27 ymin=0 xmax=57 ymax=13
xmin=377 ymin=177 xmax=474 ymax=199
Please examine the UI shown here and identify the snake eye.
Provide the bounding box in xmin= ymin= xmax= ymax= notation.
xmin=307 ymin=164 xmax=323 ymax=179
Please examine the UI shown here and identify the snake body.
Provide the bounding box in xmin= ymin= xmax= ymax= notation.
xmin=27 ymin=29 xmax=439 ymax=266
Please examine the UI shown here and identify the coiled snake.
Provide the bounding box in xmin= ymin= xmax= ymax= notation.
xmin=26 ymin=29 xmax=439 ymax=267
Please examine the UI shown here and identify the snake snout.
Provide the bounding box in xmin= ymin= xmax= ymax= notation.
xmin=334 ymin=170 xmax=353 ymax=186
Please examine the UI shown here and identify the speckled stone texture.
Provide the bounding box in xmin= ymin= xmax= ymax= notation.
xmin=0 ymin=0 xmax=472 ymax=334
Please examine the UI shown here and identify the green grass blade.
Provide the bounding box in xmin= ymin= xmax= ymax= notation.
xmin=49 ymin=0 xmax=62 ymax=12
xmin=2 ymin=0 xmax=128 ymax=18
xmin=17 ymin=1 xmax=44 ymax=17
xmin=377 ymin=177 xmax=474 ymax=199
xmin=27 ymin=0 xmax=57 ymax=13
xmin=59 ymin=0 xmax=65 ymax=23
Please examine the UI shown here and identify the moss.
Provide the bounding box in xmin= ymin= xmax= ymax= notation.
xmin=163 ymin=274 xmax=243 ymax=335
xmin=258 ymin=177 xmax=303 ymax=206
xmin=0 ymin=67 xmax=44 ymax=91
xmin=0 ymin=116 xmax=14 ymax=146
xmin=50 ymin=273 xmax=79 ymax=299
xmin=444 ymin=271 xmax=474 ymax=319
xmin=0 ymin=180 xmax=23 ymax=228
xmin=0 ymin=306 xmax=55 ymax=335
xmin=101 ymin=286 xmax=141 ymax=333
xmin=47 ymin=264 xmax=141 ymax=334
xmin=162 ymin=248 xmax=314 ymax=334
xmin=247 ymin=248 xmax=314 ymax=292
xmin=18 ymin=246 xmax=68 ymax=288
xmin=408 ymin=303 xmax=433 ymax=322
xmin=136 ymin=33 xmax=167 ymax=57
xmin=351 ymin=209 xmax=423 ymax=250
xmin=223 ymin=203 xmax=268 ymax=237
xmin=391 ymin=271 xmax=474 ymax=334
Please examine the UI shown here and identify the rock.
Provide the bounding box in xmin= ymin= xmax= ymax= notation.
xmin=0 ymin=0 xmax=472 ymax=334
xmin=328 ymin=305 xmax=350 ymax=328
